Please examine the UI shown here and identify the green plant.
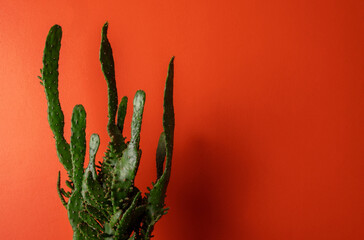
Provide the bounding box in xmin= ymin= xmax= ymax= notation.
xmin=39 ymin=22 xmax=175 ymax=240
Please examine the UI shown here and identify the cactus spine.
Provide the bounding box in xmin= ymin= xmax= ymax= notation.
xmin=40 ymin=22 xmax=175 ymax=240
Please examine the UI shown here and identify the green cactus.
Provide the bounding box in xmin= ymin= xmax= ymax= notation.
xmin=40 ymin=22 xmax=175 ymax=240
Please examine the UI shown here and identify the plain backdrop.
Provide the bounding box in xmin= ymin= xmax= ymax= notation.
xmin=0 ymin=0 xmax=363 ymax=239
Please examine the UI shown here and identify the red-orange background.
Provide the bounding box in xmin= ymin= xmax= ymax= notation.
xmin=0 ymin=0 xmax=363 ymax=239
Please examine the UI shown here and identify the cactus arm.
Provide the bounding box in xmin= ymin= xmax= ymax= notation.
xmin=81 ymin=134 xmax=100 ymax=204
xmin=70 ymin=104 xmax=87 ymax=189
xmin=144 ymin=57 xmax=175 ymax=237
xmin=98 ymin=22 xmax=122 ymax=197
xmin=129 ymin=90 xmax=146 ymax=151
xmin=117 ymin=96 xmax=128 ymax=137
xmin=163 ymin=56 xmax=175 ymax=175
xmin=82 ymin=133 xmax=110 ymax=212
xmin=154 ymin=56 xmax=175 ymax=193
xmin=82 ymin=133 xmax=112 ymax=217
xmin=88 ymin=133 xmax=100 ymax=179
xmin=57 ymin=171 xmax=68 ymax=207
xmin=100 ymin=22 xmax=123 ymax=147
xmin=41 ymin=24 xmax=73 ymax=178
xmin=111 ymin=90 xmax=145 ymax=212
xmin=67 ymin=104 xmax=87 ymax=237
xmin=155 ymin=132 xmax=166 ymax=180
xmin=83 ymin=133 xmax=110 ymax=212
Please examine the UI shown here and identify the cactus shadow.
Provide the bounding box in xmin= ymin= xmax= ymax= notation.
xmin=172 ymin=136 xmax=238 ymax=240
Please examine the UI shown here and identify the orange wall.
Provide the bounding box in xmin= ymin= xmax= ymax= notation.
xmin=0 ymin=0 xmax=363 ymax=239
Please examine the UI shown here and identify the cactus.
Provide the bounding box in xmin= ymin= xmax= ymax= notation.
xmin=40 ymin=22 xmax=175 ymax=240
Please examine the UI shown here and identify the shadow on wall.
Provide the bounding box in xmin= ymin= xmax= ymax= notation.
xmin=172 ymin=135 xmax=249 ymax=239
